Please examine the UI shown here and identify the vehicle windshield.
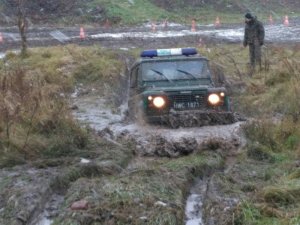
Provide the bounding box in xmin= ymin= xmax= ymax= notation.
xmin=141 ymin=60 xmax=210 ymax=81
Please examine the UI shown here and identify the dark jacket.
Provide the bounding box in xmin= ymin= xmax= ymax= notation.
xmin=243 ymin=18 xmax=265 ymax=46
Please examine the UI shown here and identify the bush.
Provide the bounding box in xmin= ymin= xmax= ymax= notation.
xmin=247 ymin=142 xmax=275 ymax=162
xmin=263 ymin=187 xmax=300 ymax=206
xmin=243 ymin=120 xmax=281 ymax=152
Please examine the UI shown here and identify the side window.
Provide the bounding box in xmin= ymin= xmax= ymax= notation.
xmin=130 ymin=66 xmax=138 ymax=88
xmin=202 ymin=62 xmax=211 ymax=78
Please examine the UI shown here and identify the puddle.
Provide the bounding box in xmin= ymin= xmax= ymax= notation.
xmin=185 ymin=179 xmax=207 ymax=225
xmin=73 ymin=95 xmax=127 ymax=131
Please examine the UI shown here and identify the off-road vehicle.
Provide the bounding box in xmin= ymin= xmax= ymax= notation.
xmin=128 ymin=48 xmax=235 ymax=127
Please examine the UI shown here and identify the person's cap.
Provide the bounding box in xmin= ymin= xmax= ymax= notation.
xmin=245 ymin=12 xmax=253 ymax=19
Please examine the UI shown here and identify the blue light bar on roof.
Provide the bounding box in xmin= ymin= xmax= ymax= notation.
xmin=140 ymin=48 xmax=197 ymax=57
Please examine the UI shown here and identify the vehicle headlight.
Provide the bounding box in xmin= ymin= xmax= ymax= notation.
xmin=208 ymin=93 xmax=221 ymax=105
xmin=153 ymin=96 xmax=166 ymax=108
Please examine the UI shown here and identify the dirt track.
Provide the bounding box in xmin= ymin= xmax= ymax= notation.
xmin=0 ymin=20 xmax=300 ymax=53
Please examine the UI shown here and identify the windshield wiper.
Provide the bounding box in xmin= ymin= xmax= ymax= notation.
xmin=150 ymin=69 xmax=173 ymax=83
xmin=176 ymin=69 xmax=198 ymax=80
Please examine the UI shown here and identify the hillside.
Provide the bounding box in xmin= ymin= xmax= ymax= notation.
xmin=0 ymin=0 xmax=299 ymax=26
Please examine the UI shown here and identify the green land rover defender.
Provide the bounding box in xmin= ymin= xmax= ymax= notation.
xmin=128 ymin=48 xmax=235 ymax=128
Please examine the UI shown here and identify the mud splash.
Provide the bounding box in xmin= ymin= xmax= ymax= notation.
xmin=72 ymin=87 xmax=244 ymax=157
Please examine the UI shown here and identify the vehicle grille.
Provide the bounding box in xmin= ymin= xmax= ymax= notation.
xmin=168 ymin=92 xmax=207 ymax=110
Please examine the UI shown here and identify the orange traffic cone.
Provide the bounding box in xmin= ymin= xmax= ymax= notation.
xmin=214 ymin=16 xmax=221 ymax=27
xmin=284 ymin=15 xmax=289 ymax=26
xmin=191 ymin=19 xmax=196 ymax=32
xmin=0 ymin=33 xmax=3 ymax=43
xmin=269 ymin=15 xmax=274 ymax=25
xmin=80 ymin=27 xmax=85 ymax=40
xmin=151 ymin=22 xmax=156 ymax=32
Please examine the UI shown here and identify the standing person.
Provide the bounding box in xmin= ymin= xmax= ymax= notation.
xmin=243 ymin=12 xmax=265 ymax=74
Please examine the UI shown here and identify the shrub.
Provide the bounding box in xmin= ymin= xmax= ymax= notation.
xmin=243 ymin=120 xmax=281 ymax=152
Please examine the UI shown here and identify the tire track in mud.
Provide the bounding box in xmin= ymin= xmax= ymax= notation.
xmin=0 ymin=166 xmax=64 ymax=225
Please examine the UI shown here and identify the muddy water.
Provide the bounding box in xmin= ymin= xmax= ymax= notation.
xmin=73 ymin=94 xmax=127 ymax=131
xmin=185 ymin=179 xmax=207 ymax=225
xmin=73 ymin=91 xmax=243 ymax=154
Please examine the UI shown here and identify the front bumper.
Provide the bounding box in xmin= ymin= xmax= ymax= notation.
xmin=145 ymin=109 xmax=237 ymax=128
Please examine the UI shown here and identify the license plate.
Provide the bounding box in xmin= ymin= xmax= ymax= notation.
xmin=173 ymin=102 xmax=200 ymax=109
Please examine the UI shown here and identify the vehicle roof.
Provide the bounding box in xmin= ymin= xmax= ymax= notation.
xmin=131 ymin=55 xmax=209 ymax=69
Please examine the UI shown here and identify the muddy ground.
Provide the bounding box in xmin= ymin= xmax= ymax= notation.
xmin=0 ymin=72 xmax=246 ymax=225
xmin=0 ymin=22 xmax=299 ymax=225
xmin=0 ymin=19 xmax=300 ymax=53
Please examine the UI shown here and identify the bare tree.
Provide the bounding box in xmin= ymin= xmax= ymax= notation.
xmin=3 ymin=0 xmax=29 ymax=56
xmin=17 ymin=0 xmax=28 ymax=56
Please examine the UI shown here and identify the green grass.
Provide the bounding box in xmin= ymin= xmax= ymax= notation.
xmin=1 ymin=0 xmax=300 ymax=25
xmin=196 ymin=43 xmax=300 ymax=224
xmin=84 ymin=0 xmax=300 ymax=25
xmin=235 ymin=170 xmax=300 ymax=225
xmin=0 ymin=45 xmax=128 ymax=167
xmin=88 ymin=0 xmax=173 ymax=25
xmin=239 ymin=49 xmax=300 ymax=222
